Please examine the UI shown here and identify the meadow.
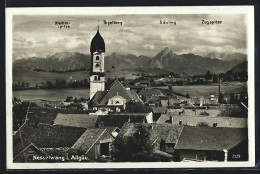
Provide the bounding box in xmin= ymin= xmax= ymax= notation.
xmin=13 ymin=88 xmax=90 ymax=101
xmin=169 ymin=82 xmax=247 ymax=97
xmin=13 ymin=66 xmax=247 ymax=101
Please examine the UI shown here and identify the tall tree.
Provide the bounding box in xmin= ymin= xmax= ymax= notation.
xmin=205 ymin=70 xmax=212 ymax=81
xmin=218 ymin=92 xmax=224 ymax=103
xmin=111 ymin=125 xmax=159 ymax=162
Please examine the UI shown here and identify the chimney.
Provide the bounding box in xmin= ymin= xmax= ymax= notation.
xmin=179 ymin=120 xmax=182 ymax=125
xmin=169 ymin=116 xmax=173 ymax=124
xmin=223 ymin=149 xmax=228 ymax=162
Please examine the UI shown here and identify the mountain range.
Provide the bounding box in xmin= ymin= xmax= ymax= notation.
xmin=205 ymin=52 xmax=247 ymax=61
xmin=13 ymin=47 xmax=247 ymax=75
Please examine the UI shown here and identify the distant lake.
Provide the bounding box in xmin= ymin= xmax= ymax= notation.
xmin=13 ymin=88 xmax=90 ymax=101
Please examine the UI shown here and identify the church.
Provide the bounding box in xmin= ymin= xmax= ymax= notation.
xmin=88 ymin=26 xmax=142 ymax=112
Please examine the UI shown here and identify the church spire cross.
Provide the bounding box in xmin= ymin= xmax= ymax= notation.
xmin=97 ymin=19 xmax=100 ymax=31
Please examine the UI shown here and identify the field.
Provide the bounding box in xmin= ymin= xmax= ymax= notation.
xmin=13 ymin=67 xmax=139 ymax=86
xmin=13 ymin=88 xmax=90 ymax=101
xmin=13 ymin=67 xmax=247 ymax=101
xmin=169 ymin=82 xmax=247 ymax=97
xmin=13 ymin=67 xmax=90 ymax=86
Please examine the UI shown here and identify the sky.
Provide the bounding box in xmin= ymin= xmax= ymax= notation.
xmin=12 ymin=14 xmax=247 ymax=60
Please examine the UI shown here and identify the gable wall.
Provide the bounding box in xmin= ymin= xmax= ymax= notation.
xmin=86 ymin=131 xmax=114 ymax=161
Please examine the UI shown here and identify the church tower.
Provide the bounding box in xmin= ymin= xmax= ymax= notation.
xmin=89 ymin=26 xmax=105 ymax=100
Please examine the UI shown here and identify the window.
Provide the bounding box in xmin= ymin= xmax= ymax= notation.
xmin=115 ymin=101 xmax=120 ymax=104
xmin=95 ymin=63 xmax=100 ymax=68
xmin=96 ymin=56 xmax=100 ymax=60
xmin=94 ymin=76 xmax=100 ymax=81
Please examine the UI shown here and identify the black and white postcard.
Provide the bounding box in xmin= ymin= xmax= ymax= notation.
xmin=6 ymin=6 xmax=255 ymax=169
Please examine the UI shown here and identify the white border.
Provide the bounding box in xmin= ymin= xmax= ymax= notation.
xmin=6 ymin=6 xmax=255 ymax=169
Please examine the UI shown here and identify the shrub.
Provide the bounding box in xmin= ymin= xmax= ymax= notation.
xmin=199 ymin=111 xmax=209 ymax=116
xmin=196 ymin=122 xmax=209 ymax=127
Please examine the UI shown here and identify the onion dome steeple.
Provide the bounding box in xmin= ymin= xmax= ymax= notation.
xmin=90 ymin=26 xmax=105 ymax=53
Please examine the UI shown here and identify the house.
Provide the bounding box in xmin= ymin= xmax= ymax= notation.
xmin=138 ymin=88 xmax=164 ymax=103
xmin=72 ymin=128 xmax=115 ymax=161
xmin=145 ymin=96 xmax=160 ymax=106
xmin=139 ymin=80 xmax=150 ymax=88
xmin=15 ymin=107 xmax=119 ymax=162
xmin=13 ymin=136 xmax=46 ymax=163
xmin=159 ymin=99 xmax=168 ymax=107
xmin=204 ymin=98 xmax=219 ymax=105
xmin=187 ymin=97 xmax=201 ymax=106
xmin=15 ymin=121 xmax=116 ymax=161
xmin=174 ymin=126 xmax=248 ymax=161
xmin=168 ymin=97 xmax=182 ymax=107
xmin=129 ymin=85 xmax=142 ymax=93
xmin=139 ymin=88 xmax=164 ymax=97
xmin=118 ymin=123 xmax=183 ymax=158
xmin=89 ymin=79 xmax=142 ymax=112
xmin=153 ymin=107 xmax=167 ymax=122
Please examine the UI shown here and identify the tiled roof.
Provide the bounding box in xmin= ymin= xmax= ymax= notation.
xmin=104 ymin=126 xmax=119 ymax=135
xmin=157 ymin=114 xmax=247 ymax=128
xmin=204 ymin=98 xmax=218 ymax=105
xmin=96 ymin=115 xmax=146 ymax=128
xmin=175 ymin=126 xmax=248 ymax=151
xmin=140 ymin=80 xmax=150 ymax=84
xmin=54 ymin=113 xmax=98 ymax=128
xmin=153 ymin=107 xmax=167 ymax=114
xmin=169 ymin=98 xmax=182 ymax=104
xmin=92 ymin=79 xmax=141 ymax=106
xmin=91 ymin=91 xmax=104 ymax=105
xmin=72 ymin=128 xmax=106 ymax=152
xmin=119 ymin=123 xmax=183 ymax=144
xmin=190 ymin=98 xmax=201 ymax=105
xmin=159 ymin=96 xmax=169 ymax=100
xmin=27 ymin=107 xmax=90 ymax=125
xmin=130 ymin=85 xmax=142 ymax=89
xmin=13 ymin=135 xmax=33 ymax=159
xmin=126 ymin=90 xmax=142 ymax=102
xmin=148 ymin=96 xmax=160 ymax=101
xmin=19 ymin=123 xmax=86 ymax=148
xmin=139 ymin=88 xmax=164 ymax=97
